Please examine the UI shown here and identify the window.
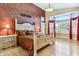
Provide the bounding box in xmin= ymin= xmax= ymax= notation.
xmin=56 ymin=20 xmax=70 ymax=34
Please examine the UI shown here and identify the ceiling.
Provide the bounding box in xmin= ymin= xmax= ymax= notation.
xmin=34 ymin=3 xmax=79 ymax=11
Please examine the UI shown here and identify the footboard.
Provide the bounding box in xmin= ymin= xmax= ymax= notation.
xmin=36 ymin=35 xmax=53 ymax=50
xmin=17 ymin=34 xmax=54 ymax=56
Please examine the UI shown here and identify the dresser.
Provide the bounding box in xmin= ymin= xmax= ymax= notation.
xmin=0 ymin=35 xmax=17 ymax=50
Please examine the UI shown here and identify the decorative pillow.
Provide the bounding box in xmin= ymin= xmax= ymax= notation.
xmin=28 ymin=32 xmax=33 ymax=35
xmin=25 ymin=31 xmax=33 ymax=35
xmin=16 ymin=31 xmax=20 ymax=36
xmin=19 ymin=31 xmax=26 ymax=36
xmin=25 ymin=31 xmax=29 ymax=35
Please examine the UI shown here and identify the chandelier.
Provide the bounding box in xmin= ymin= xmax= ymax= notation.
xmin=46 ymin=4 xmax=53 ymax=12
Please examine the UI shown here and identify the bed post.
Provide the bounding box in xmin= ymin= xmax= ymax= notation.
xmin=33 ymin=32 xmax=37 ymax=56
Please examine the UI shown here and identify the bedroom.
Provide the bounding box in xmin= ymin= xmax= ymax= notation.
xmin=0 ymin=3 xmax=79 ymax=56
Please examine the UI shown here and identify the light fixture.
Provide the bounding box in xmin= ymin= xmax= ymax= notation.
xmin=6 ymin=24 xmax=10 ymax=29
xmin=35 ymin=25 xmax=40 ymax=33
xmin=46 ymin=4 xmax=53 ymax=12
xmin=6 ymin=24 xmax=10 ymax=35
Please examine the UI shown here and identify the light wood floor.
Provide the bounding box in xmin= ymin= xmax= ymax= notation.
xmin=37 ymin=38 xmax=79 ymax=56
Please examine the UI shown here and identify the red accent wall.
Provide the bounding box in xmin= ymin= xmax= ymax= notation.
xmin=0 ymin=4 xmax=15 ymax=35
xmin=0 ymin=19 xmax=15 ymax=35
xmin=0 ymin=3 xmax=45 ymax=35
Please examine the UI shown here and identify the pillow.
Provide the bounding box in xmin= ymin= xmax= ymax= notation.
xmin=25 ymin=30 xmax=29 ymax=35
xmin=19 ymin=31 xmax=26 ymax=36
xmin=26 ymin=31 xmax=33 ymax=35
xmin=16 ymin=31 xmax=20 ymax=36
xmin=28 ymin=32 xmax=33 ymax=35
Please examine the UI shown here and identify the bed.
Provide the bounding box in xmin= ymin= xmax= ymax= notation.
xmin=16 ymin=23 xmax=54 ymax=56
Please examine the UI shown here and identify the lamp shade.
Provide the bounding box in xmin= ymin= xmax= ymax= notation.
xmin=6 ymin=24 xmax=10 ymax=28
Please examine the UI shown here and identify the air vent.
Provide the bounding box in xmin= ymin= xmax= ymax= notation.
xmin=20 ymin=13 xmax=32 ymax=18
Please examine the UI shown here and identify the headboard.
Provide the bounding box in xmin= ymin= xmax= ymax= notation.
xmin=16 ymin=23 xmax=34 ymax=31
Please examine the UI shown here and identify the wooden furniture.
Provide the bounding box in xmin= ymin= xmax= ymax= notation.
xmin=0 ymin=35 xmax=29 ymax=56
xmin=16 ymin=30 xmax=54 ymax=56
xmin=0 ymin=35 xmax=17 ymax=50
xmin=33 ymin=34 xmax=54 ymax=55
xmin=36 ymin=35 xmax=53 ymax=50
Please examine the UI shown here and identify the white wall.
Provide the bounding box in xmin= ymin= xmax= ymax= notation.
xmin=41 ymin=22 xmax=45 ymax=34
